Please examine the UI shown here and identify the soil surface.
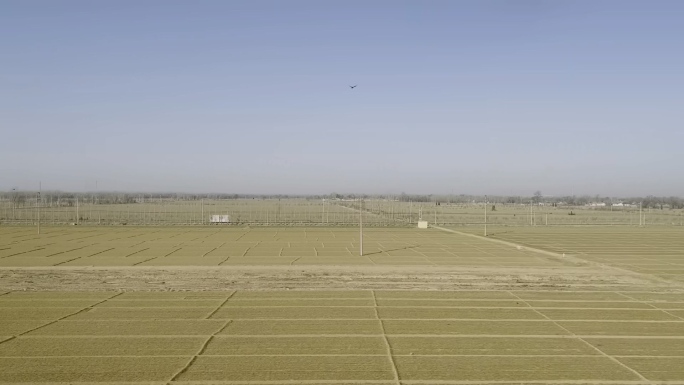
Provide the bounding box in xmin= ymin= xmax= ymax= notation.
xmin=1 ymin=264 xmax=680 ymax=292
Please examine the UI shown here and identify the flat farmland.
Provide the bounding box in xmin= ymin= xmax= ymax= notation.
xmin=2 ymin=225 xmax=684 ymax=384
xmin=1 ymin=290 xmax=684 ymax=384
xmin=0 ymin=226 xmax=568 ymax=267
xmin=469 ymin=226 xmax=684 ymax=283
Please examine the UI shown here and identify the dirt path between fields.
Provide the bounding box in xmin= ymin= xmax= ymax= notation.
xmin=1 ymin=264 xmax=681 ymax=292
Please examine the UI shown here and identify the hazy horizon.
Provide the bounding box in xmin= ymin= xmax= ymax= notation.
xmin=2 ymin=1 xmax=683 ymax=197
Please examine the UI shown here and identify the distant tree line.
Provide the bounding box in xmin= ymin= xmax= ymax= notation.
xmin=1 ymin=190 xmax=682 ymax=210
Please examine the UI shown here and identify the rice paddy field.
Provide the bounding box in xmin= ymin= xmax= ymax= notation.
xmin=1 ymin=224 xmax=684 ymax=384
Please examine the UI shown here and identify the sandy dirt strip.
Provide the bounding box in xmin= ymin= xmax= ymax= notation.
xmin=1 ymin=264 xmax=680 ymax=292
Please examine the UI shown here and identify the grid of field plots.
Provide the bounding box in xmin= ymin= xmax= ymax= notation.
xmin=0 ymin=227 xmax=569 ymax=267
xmin=2 ymin=289 xmax=684 ymax=384
xmin=484 ymin=227 xmax=684 ymax=283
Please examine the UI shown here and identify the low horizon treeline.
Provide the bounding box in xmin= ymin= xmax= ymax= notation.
xmin=1 ymin=190 xmax=683 ymax=209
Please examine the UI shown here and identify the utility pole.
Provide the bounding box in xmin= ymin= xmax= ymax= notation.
xmin=359 ymin=199 xmax=363 ymax=257
xmin=530 ymin=201 xmax=533 ymax=226
xmin=201 ymin=199 xmax=204 ymax=225
xmin=484 ymin=195 xmax=487 ymax=237
xmin=639 ymin=202 xmax=643 ymax=226
xmin=37 ymin=182 xmax=41 ymax=235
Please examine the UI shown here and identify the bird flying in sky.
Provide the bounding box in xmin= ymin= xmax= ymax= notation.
xmin=349 ymin=85 xmax=357 ymax=89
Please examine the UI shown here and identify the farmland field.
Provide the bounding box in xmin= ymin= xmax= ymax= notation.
xmin=1 ymin=224 xmax=684 ymax=384
xmin=2 ymin=290 xmax=684 ymax=383
xmin=2 ymin=198 xmax=683 ymax=226
xmin=464 ymin=226 xmax=684 ymax=284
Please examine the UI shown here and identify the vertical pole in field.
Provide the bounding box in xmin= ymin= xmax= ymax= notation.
xmin=484 ymin=195 xmax=487 ymax=236
xmin=530 ymin=201 xmax=533 ymax=226
xmin=359 ymin=199 xmax=363 ymax=257
xmin=639 ymin=202 xmax=643 ymax=226
xmin=201 ymin=199 xmax=204 ymax=225
xmin=76 ymin=197 xmax=79 ymax=225
xmin=37 ymin=182 xmax=41 ymax=235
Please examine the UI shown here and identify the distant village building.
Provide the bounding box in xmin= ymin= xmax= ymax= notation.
xmin=210 ymin=215 xmax=230 ymax=224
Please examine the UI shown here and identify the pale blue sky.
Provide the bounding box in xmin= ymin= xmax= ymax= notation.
xmin=2 ymin=1 xmax=683 ymax=196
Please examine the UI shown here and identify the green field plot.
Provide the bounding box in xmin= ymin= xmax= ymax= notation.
xmin=60 ymin=254 xmax=154 ymax=266
xmin=295 ymin=256 xmax=374 ymax=265
xmin=67 ymin=307 xmax=213 ymax=320
xmin=482 ymin=227 xmax=684 ymax=282
xmin=624 ymin=292 xmax=684 ymax=302
xmin=617 ymin=357 xmax=684 ymax=381
xmin=0 ymin=356 xmax=187 ymax=382
xmin=526 ymin=300 xmax=653 ymax=309
xmin=586 ymin=337 xmax=684 ymax=356
xmin=368 ymin=257 xmax=432 ymax=265
xmin=232 ymin=291 xmax=373 ymax=299
xmin=378 ymin=307 xmax=544 ymax=320
xmin=204 ymin=336 xmax=387 ymax=355
xmin=537 ymin=308 xmax=679 ymax=321
xmin=95 ymin=299 xmax=226 ymax=307
xmin=280 ymin=248 xmax=317 ymax=257
xmin=0 ymin=308 xmax=82 ymax=320
xmin=137 ymin=255 xmax=227 ymax=266
xmin=0 ymin=226 xmax=574 ymax=266
xmin=211 ymin=306 xmax=377 ymax=319
xmin=220 ymin=256 xmax=296 ymax=265
xmin=177 ymin=356 xmax=395 ymax=381
xmin=0 ymin=299 xmax=105 ymax=308
xmin=393 ymin=356 xmax=639 ymax=381
xmin=388 ymin=336 xmax=597 ymax=355
xmin=221 ymin=320 xmax=383 ymax=335
xmin=116 ymin=292 xmax=230 ymax=299
xmin=513 ymin=291 xmax=630 ymax=301
xmin=0 ymin=320 xmax=51 ymax=336
xmin=26 ymin=320 xmax=226 ymax=336
xmin=650 ymin=302 xmax=684 ymax=309
xmin=0 ymin=336 xmax=205 ymax=356
xmin=0 ymin=255 xmax=87 ymax=267
xmin=376 ymin=299 xmax=527 ymax=308
xmin=1 ymin=292 xmax=113 ymax=300
xmin=225 ymin=298 xmax=375 ymax=307
xmin=383 ymin=320 xmax=569 ymax=335
xmin=375 ymin=291 xmax=517 ymax=299
xmin=559 ymin=321 xmax=684 ymax=336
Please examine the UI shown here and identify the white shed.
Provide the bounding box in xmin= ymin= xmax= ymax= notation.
xmin=210 ymin=215 xmax=230 ymax=224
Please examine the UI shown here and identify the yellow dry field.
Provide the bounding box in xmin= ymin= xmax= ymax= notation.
xmin=466 ymin=226 xmax=684 ymax=283
xmin=1 ymin=225 xmax=684 ymax=384
xmin=0 ymin=290 xmax=683 ymax=383
xmin=0 ymin=226 xmax=567 ymax=267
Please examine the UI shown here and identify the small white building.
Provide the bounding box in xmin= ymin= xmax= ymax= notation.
xmin=210 ymin=215 xmax=230 ymax=224
xmin=588 ymin=202 xmax=606 ymax=207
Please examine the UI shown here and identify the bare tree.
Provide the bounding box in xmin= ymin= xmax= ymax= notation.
xmin=532 ymin=191 xmax=542 ymax=204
